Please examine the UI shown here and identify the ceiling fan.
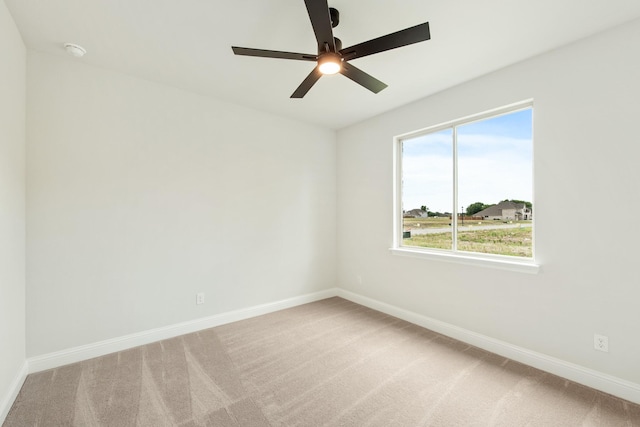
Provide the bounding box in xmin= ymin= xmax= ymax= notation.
xmin=231 ymin=0 xmax=431 ymax=98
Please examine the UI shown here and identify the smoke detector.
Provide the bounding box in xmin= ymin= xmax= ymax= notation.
xmin=64 ymin=43 xmax=86 ymax=58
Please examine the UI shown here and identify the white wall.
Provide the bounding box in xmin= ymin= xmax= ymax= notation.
xmin=26 ymin=52 xmax=336 ymax=357
xmin=337 ymin=19 xmax=640 ymax=385
xmin=0 ymin=0 xmax=26 ymax=419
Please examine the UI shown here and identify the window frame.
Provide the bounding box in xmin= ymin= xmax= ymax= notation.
xmin=391 ymin=100 xmax=539 ymax=274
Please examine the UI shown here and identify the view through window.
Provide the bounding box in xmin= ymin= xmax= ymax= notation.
xmin=399 ymin=104 xmax=533 ymax=258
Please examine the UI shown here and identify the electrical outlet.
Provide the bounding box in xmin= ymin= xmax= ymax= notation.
xmin=196 ymin=293 xmax=205 ymax=305
xmin=594 ymin=334 xmax=608 ymax=352
xmin=357 ymin=275 xmax=363 ymax=285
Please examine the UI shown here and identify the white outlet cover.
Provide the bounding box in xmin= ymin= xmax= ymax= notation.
xmin=594 ymin=334 xmax=609 ymax=352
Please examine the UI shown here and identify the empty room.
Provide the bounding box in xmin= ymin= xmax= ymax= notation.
xmin=1 ymin=0 xmax=640 ymax=425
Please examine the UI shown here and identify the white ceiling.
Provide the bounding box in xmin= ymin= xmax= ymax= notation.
xmin=6 ymin=0 xmax=640 ymax=129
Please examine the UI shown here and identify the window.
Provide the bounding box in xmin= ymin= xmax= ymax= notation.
xmin=394 ymin=102 xmax=534 ymax=266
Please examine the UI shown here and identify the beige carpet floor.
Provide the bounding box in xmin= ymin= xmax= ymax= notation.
xmin=5 ymin=297 xmax=640 ymax=426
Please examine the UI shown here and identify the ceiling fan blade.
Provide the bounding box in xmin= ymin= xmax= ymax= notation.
xmin=291 ymin=66 xmax=323 ymax=98
xmin=340 ymin=62 xmax=387 ymax=94
xmin=304 ymin=0 xmax=336 ymax=52
xmin=232 ymin=47 xmax=317 ymax=61
xmin=340 ymin=22 xmax=430 ymax=61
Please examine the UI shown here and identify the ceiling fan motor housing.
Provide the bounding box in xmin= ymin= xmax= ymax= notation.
xmin=333 ymin=37 xmax=342 ymax=51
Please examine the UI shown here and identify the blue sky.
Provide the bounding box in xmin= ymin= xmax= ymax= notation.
xmin=402 ymin=108 xmax=532 ymax=213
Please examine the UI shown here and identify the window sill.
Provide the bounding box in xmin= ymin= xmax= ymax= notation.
xmin=389 ymin=247 xmax=540 ymax=274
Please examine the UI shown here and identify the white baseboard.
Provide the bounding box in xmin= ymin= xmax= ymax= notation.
xmin=23 ymin=286 xmax=640 ymax=406
xmin=0 ymin=361 xmax=28 ymax=425
xmin=28 ymin=288 xmax=339 ymax=373
xmin=336 ymin=288 xmax=640 ymax=405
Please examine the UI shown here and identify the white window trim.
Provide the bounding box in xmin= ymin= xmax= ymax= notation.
xmin=391 ymin=100 xmax=539 ymax=274
xmin=389 ymin=247 xmax=540 ymax=274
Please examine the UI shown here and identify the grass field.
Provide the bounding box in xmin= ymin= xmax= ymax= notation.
xmin=403 ymin=217 xmax=529 ymax=229
xmin=403 ymin=220 xmax=532 ymax=258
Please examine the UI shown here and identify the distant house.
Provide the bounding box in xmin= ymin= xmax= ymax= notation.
xmin=475 ymin=201 xmax=532 ymax=220
xmin=403 ymin=208 xmax=429 ymax=218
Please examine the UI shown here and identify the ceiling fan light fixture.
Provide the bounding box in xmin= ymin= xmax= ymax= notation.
xmin=318 ymin=53 xmax=342 ymax=75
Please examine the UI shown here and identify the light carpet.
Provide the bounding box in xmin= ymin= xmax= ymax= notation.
xmin=5 ymin=297 xmax=640 ymax=426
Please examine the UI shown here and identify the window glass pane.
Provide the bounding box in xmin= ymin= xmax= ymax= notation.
xmin=457 ymin=108 xmax=533 ymax=257
xmin=401 ymin=129 xmax=453 ymax=250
